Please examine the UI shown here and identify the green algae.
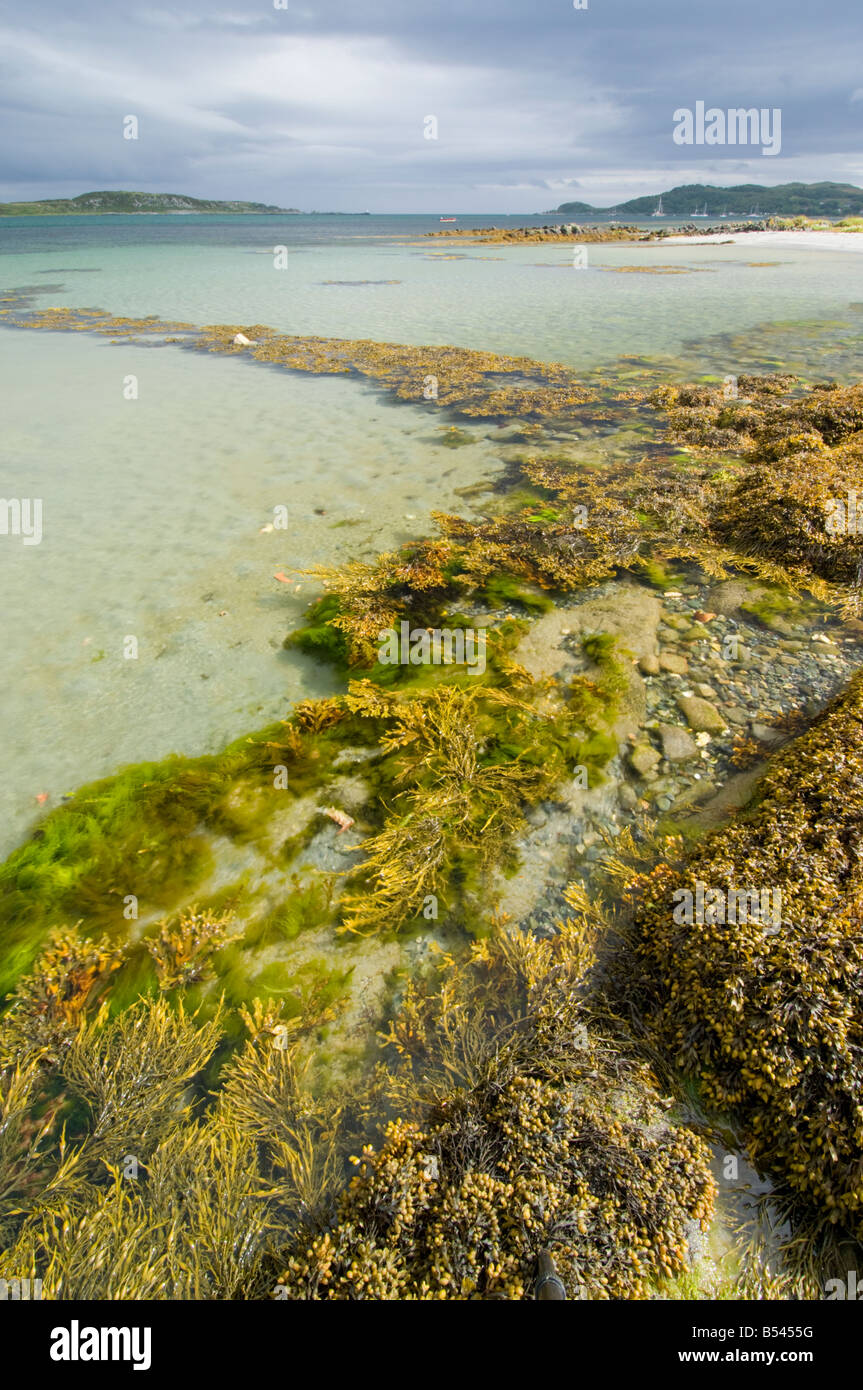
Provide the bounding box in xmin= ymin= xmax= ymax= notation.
xmin=739 ymin=589 xmax=823 ymax=631
xmin=478 ymin=573 xmax=554 ymax=613
xmin=286 ymin=595 xmax=350 ymax=668
xmin=0 ymin=722 xmax=341 ymax=996
xmin=243 ymin=876 xmax=335 ymax=948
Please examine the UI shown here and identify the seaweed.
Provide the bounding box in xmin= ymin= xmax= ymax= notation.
xmin=621 ymin=670 xmax=863 ymax=1250
xmin=278 ymin=920 xmax=715 ymax=1299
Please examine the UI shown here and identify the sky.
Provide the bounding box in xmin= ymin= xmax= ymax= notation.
xmin=1 ymin=0 xmax=861 ymax=211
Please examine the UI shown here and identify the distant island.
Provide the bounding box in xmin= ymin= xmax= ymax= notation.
xmin=0 ymin=190 xmax=300 ymax=216
xmin=553 ymin=181 xmax=863 ymax=219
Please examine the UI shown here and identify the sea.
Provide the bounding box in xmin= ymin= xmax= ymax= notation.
xmin=1 ymin=211 xmax=861 ymax=856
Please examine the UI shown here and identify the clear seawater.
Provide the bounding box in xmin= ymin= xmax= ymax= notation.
xmin=1 ymin=213 xmax=861 ymax=854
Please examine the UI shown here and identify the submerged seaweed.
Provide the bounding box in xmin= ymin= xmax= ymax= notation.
xmin=0 ymin=918 xmax=716 ymax=1299
xmin=2 ymin=290 xmax=863 ymax=1297
xmin=617 ymin=671 xmax=863 ymax=1258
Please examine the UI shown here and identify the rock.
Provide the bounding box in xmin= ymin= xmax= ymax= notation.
xmin=724 ymin=705 xmax=751 ymax=725
xmin=750 ymin=721 xmax=785 ymax=748
xmin=676 ymin=695 xmax=729 ymax=734
xmin=695 ymin=683 xmax=716 ymax=699
xmin=690 ymin=766 xmax=767 ymax=829
xmin=516 ymin=584 xmax=661 ymax=676
xmin=619 ymin=784 xmax=638 ymax=811
xmin=707 ymin=579 xmax=767 ymax=617
xmin=670 ymin=780 xmax=718 ymax=811
xmin=693 ymin=610 xmax=717 ymax=623
xmin=639 ymin=654 xmax=660 ymax=675
xmin=232 ymin=332 xmax=257 ymax=346
xmin=659 ymin=652 xmax=688 ymax=674
xmin=681 ymin=623 xmax=712 ymax=642
xmin=524 ymin=806 xmax=548 ymax=829
xmin=515 ymin=585 xmax=656 ymax=743
xmin=842 ymin=618 xmax=863 ymax=636
xmin=658 ymin=723 xmax=699 ymax=761
xmin=629 ymin=743 xmax=661 ymax=777
xmin=763 ymin=616 xmax=797 ymax=638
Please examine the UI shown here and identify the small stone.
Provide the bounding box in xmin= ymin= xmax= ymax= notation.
xmin=693 ymin=610 xmax=717 ymax=623
xmin=722 ymin=706 xmax=750 ymax=728
xmin=750 ymin=721 xmax=785 ymax=747
xmin=619 ymin=784 xmax=638 ymax=811
xmin=676 ymin=695 xmax=728 ymax=734
xmin=670 ymin=780 xmax=718 ymax=810
xmin=682 ymin=623 xmax=712 ymax=643
xmin=658 ymin=723 xmax=699 ymax=761
xmin=659 ymin=652 xmax=688 ymax=674
xmin=695 ymin=682 xmax=716 ymax=699
xmin=638 ymin=654 xmax=660 ymax=675
xmin=707 ymin=580 xmax=766 ymax=617
xmin=524 ymin=806 xmax=548 ymax=829
xmin=629 ymin=743 xmax=662 ymax=777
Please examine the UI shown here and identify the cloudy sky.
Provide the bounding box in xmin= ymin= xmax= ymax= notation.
xmin=1 ymin=0 xmax=861 ymax=210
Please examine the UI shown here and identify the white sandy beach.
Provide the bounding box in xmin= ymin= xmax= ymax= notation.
xmin=663 ymin=229 xmax=863 ymax=253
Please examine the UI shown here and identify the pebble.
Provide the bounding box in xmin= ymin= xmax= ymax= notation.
xmin=724 ymin=705 xmax=750 ymax=725
xmin=658 ymin=724 xmax=699 ymax=761
xmin=659 ymin=652 xmax=688 ymax=674
xmin=677 ymin=695 xmax=729 ymax=734
xmin=629 ymin=743 xmax=662 ymax=777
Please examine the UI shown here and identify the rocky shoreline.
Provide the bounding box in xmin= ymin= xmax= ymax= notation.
xmin=425 ymin=220 xmax=777 ymax=244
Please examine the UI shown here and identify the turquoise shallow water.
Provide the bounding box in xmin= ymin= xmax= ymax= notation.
xmin=2 ymin=212 xmax=862 ymax=366
xmin=1 ymin=214 xmax=861 ymax=854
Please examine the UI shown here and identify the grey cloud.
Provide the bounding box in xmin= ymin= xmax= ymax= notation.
xmin=0 ymin=0 xmax=860 ymax=209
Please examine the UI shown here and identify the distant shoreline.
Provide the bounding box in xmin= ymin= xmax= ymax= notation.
xmin=0 ymin=208 xmax=300 ymax=218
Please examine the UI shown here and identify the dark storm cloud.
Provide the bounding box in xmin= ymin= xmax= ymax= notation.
xmin=0 ymin=0 xmax=860 ymax=209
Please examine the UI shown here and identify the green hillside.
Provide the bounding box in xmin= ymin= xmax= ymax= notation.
xmin=0 ymin=190 xmax=298 ymax=216
xmin=555 ymin=182 xmax=863 ymax=218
